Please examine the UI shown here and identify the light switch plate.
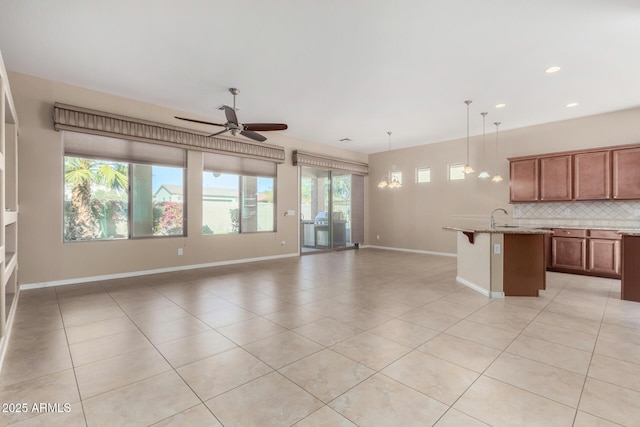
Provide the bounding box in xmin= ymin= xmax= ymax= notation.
xmin=493 ymin=244 xmax=501 ymax=254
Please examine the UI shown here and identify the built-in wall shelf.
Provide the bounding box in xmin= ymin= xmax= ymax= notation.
xmin=4 ymin=211 xmax=16 ymax=225
xmin=1 ymin=48 xmax=20 ymax=374
xmin=4 ymin=252 xmax=16 ymax=278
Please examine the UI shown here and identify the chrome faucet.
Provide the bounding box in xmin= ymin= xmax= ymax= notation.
xmin=490 ymin=207 xmax=508 ymax=229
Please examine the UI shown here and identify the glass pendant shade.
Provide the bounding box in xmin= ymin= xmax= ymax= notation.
xmin=379 ymin=131 xmax=401 ymax=189
xmin=492 ymin=121 xmax=502 ymax=183
xmin=463 ymin=100 xmax=474 ymax=174
xmin=478 ymin=112 xmax=490 ymax=178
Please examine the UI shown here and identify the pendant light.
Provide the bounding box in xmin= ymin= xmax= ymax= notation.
xmin=491 ymin=122 xmax=503 ymax=182
xmin=477 ymin=112 xmax=491 ymax=179
xmin=463 ymin=100 xmax=474 ymax=174
xmin=378 ymin=132 xmax=401 ymax=189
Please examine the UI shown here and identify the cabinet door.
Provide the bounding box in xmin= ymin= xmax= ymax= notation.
xmin=540 ymin=155 xmax=572 ymax=201
xmin=613 ymin=147 xmax=640 ymax=199
xmin=575 ymin=151 xmax=611 ymax=200
xmin=552 ymin=237 xmax=587 ymax=271
xmin=510 ymin=158 xmax=539 ymax=202
xmin=588 ymin=239 xmax=620 ymax=275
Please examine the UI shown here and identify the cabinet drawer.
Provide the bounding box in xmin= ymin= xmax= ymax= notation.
xmin=589 ymin=230 xmax=621 ymax=240
xmin=553 ymin=228 xmax=588 ymax=238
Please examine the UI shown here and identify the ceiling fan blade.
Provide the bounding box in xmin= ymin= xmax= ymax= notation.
xmin=222 ymin=106 xmax=239 ymax=125
xmin=209 ymin=129 xmax=230 ymax=137
xmin=240 ymin=130 xmax=267 ymax=142
xmin=174 ymin=116 xmax=225 ymax=127
xmin=243 ymin=123 xmax=288 ymax=132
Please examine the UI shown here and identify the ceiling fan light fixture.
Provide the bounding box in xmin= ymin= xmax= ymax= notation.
xmin=478 ymin=170 xmax=491 ymax=179
xmin=378 ymin=177 xmax=389 ymax=188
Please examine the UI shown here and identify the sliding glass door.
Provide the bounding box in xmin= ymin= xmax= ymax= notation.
xmin=300 ymin=167 xmax=353 ymax=253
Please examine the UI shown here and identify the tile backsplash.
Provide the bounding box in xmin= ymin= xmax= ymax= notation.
xmin=513 ymin=201 xmax=640 ymax=228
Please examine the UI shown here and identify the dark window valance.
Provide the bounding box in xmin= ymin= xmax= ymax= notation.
xmin=53 ymin=103 xmax=285 ymax=163
xmin=292 ymin=150 xmax=368 ymax=175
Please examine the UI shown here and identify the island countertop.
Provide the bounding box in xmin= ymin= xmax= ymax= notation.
xmin=443 ymin=226 xmax=553 ymax=235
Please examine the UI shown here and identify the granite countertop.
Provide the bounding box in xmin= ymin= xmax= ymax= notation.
xmin=618 ymin=230 xmax=640 ymax=236
xmin=443 ymin=226 xmax=553 ymax=235
xmin=512 ymin=224 xmax=640 ymax=231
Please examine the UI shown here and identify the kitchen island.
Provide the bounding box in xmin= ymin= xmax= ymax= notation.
xmin=444 ymin=226 xmax=553 ymax=298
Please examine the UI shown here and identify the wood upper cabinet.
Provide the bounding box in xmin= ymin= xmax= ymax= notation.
xmin=612 ymin=147 xmax=640 ymax=199
xmin=540 ymin=155 xmax=572 ymax=201
xmin=510 ymin=158 xmax=539 ymax=202
xmin=574 ymin=151 xmax=610 ymax=200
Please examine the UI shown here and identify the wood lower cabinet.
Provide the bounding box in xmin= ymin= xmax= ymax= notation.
xmin=540 ymin=155 xmax=572 ymax=201
xmin=588 ymin=238 xmax=620 ymax=275
xmin=613 ymin=147 xmax=640 ymax=199
xmin=575 ymin=151 xmax=610 ymax=200
xmin=552 ymin=236 xmax=587 ymax=271
xmin=549 ymin=228 xmax=621 ymax=278
xmin=622 ymin=235 xmax=640 ymax=302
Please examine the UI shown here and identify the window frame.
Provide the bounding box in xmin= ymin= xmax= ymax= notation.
xmin=201 ymin=171 xmax=277 ymax=236
xmin=416 ymin=167 xmax=431 ymax=183
xmin=448 ymin=163 xmax=466 ymax=181
xmin=62 ymin=154 xmax=187 ymax=242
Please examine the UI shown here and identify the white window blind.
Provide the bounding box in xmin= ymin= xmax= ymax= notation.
xmin=64 ymin=131 xmax=186 ymax=167
xmin=203 ymin=151 xmax=276 ymax=177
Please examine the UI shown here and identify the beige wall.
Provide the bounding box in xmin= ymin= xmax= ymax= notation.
xmin=369 ymin=107 xmax=640 ymax=255
xmin=10 ymin=72 xmax=369 ymax=285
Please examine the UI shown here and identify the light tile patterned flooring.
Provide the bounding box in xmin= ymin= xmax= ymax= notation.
xmin=1 ymin=249 xmax=639 ymax=426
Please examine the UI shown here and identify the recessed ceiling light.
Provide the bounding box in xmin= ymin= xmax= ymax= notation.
xmin=339 ymin=138 xmax=352 ymax=143
xmin=545 ymin=66 xmax=562 ymax=74
xmin=566 ymin=102 xmax=579 ymax=108
xmin=495 ymin=103 xmax=506 ymax=109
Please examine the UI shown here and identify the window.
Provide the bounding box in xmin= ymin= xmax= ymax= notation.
xmin=417 ymin=167 xmax=431 ymax=183
xmin=132 ymin=164 xmax=185 ymax=237
xmin=390 ymin=171 xmax=402 ymax=185
xmin=202 ymin=152 xmax=276 ymax=235
xmin=63 ymin=132 xmax=186 ymax=242
xmin=449 ymin=163 xmax=466 ymax=181
xmin=64 ymin=157 xmax=129 ymax=241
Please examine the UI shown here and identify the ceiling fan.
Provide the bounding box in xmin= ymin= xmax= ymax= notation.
xmin=174 ymin=87 xmax=288 ymax=142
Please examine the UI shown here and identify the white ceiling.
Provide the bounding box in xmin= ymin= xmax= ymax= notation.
xmin=1 ymin=0 xmax=639 ymax=154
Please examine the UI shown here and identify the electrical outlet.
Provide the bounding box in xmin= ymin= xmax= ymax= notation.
xmin=376 ymin=235 xmax=380 ymax=240
xmin=177 ymin=248 xmax=183 ymax=256
xmin=281 ymin=240 xmax=286 ymax=245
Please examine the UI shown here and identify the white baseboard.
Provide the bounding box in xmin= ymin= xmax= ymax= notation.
xmin=456 ymin=276 xmax=504 ymax=298
xmin=366 ymin=245 xmax=456 ymax=258
xmin=20 ymin=252 xmax=300 ymax=290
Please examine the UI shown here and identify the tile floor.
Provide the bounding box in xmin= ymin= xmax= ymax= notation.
xmin=1 ymin=249 xmax=639 ymax=426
